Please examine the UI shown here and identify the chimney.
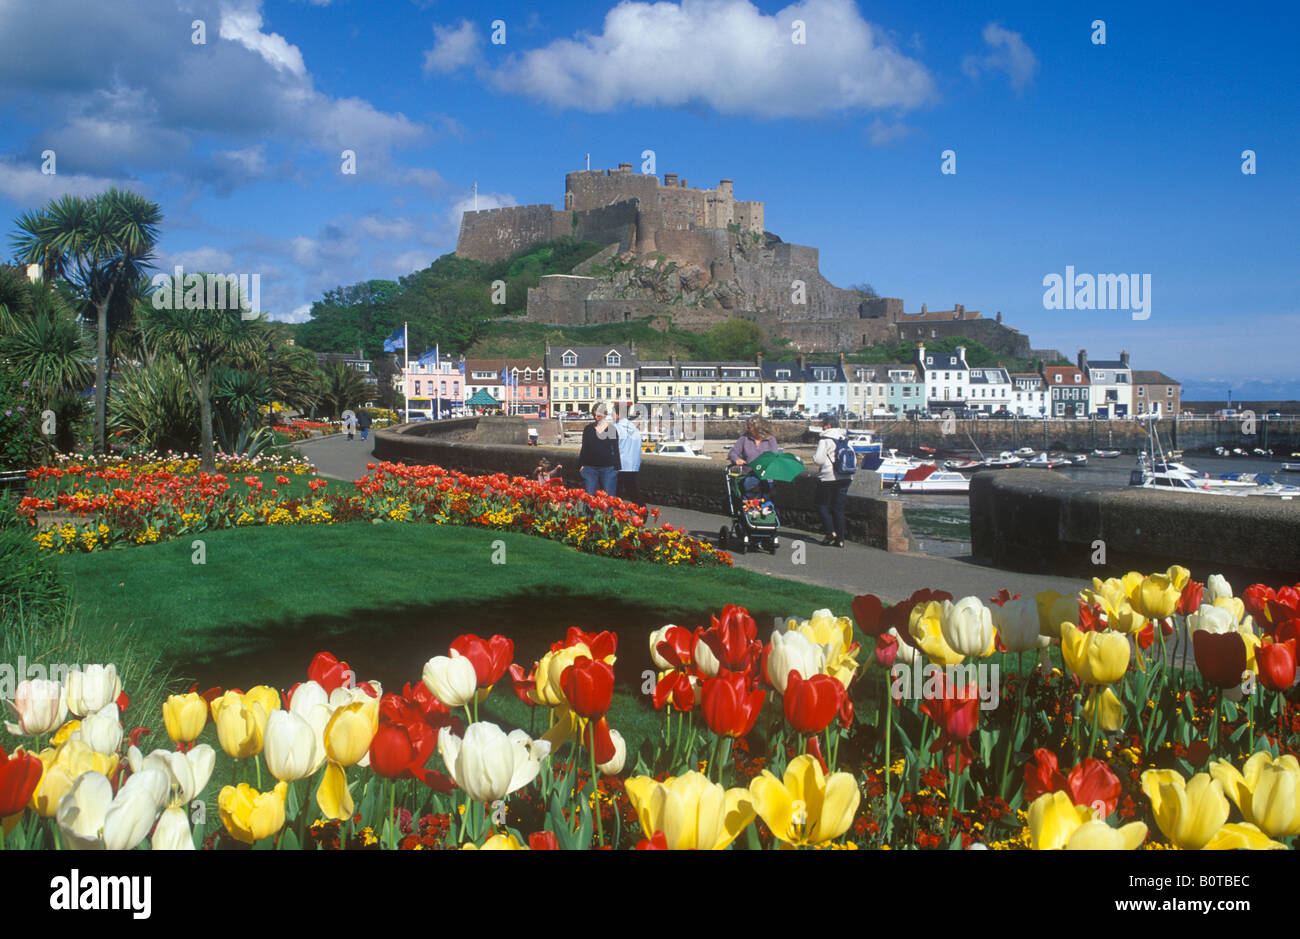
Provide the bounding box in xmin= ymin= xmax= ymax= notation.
xmin=755 ymin=351 xmax=764 ymax=368
xmin=1077 ymin=349 xmax=1088 ymax=372
xmin=956 ymin=346 xmax=967 ymax=365
xmin=664 ymin=173 xmax=678 ymax=186
xmin=995 ymin=311 xmax=1002 ymax=323
xmin=1120 ymin=350 xmax=1129 ymax=368
xmin=629 ymin=339 xmax=637 ymax=356
xmin=955 ymin=303 xmax=964 ymax=315
xmin=618 ymin=162 xmax=632 ymax=171
xmin=920 ymin=303 xmax=927 ymax=314
xmin=669 ymin=350 xmax=677 ymax=368
xmin=680 ymin=178 xmax=687 ymax=188
xmin=797 ymin=353 xmax=807 ymax=373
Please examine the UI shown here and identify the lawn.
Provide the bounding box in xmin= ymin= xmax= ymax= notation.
xmin=57 ymin=520 xmax=858 ymax=757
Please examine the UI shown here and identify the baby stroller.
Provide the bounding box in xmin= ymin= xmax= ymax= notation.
xmin=719 ymin=465 xmax=780 ymax=554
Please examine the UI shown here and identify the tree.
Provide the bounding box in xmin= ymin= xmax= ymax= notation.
xmin=294 ymin=279 xmax=402 ymax=355
xmin=317 ymin=361 xmax=369 ymax=418
xmin=849 ymin=283 xmax=880 ymax=298
xmin=701 ymin=318 xmax=764 ymax=360
xmin=10 ymin=190 xmax=162 ymax=454
xmin=0 ymin=284 xmax=92 ymax=402
xmin=141 ymin=273 xmax=261 ymax=471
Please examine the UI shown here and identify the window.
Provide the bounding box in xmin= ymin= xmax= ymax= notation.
xmin=1167 ymin=387 xmax=1174 ymax=396
xmin=1054 ymin=375 xmax=1062 ymax=383
xmin=562 ymin=353 xmax=577 ymax=367
xmin=1074 ymin=375 xmax=1081 ymax=383
xmin=606 ymin=353 xmax=620 ymax=366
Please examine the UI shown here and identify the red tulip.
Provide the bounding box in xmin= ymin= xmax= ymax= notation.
xmin=1023 ymin=748 xmax=1067 ymax=803
xmin=654 ymin=626 xmax=695 ymax=668
xmin=919 ymin=680 xmax=980 ymax=771
xmin=1177 ymin=580 xmax=1206 ymax=616
xmin=562 ymin=627 xmax=617 ymax=661
xmin=1258 ymin=639 xmax=1297 ymax=692
xmin=308 ymin=651 xmax=354 ymax=694
xmin=636 ymin=831 xmax=668 ymax=850
xmin=699 ymin=605 xmax=760 ymax=673
xmin=782 ymin=671 xmax=843 ymax=735
xmin=507 ymin=663 xmax=538 ymax=707
xmin=874 ymin=634 xmax=898 ymax=668
xmin=0 ymin=744 xmax=43 ymax=817
xmin=1067 ymin=758 xmax=1122 ymax=817
xmin=560 ymin=656 xmax=615 ymax=719
xmin=590 ymin=716 xmax=617 ymax=765
xmin=838 ymin=695 xmax=854 ymax=730
xmin=1243 ymin=584 xmax=1275 ymax=625
xmin=805 ymin=735 xmax=828 ymax=774
xmin=529 ymin=831 xmax=560 ymax=850
xmin=652 ymin=671 xmax=695 ymax=712
xmin=989 ymin=588 xmax=1019 ymax=607
xmin=1192 ymin=630 xmax=1249 ymax=689
xmin=701 ymin=671 xmax=765 ymax=738
xmin=370 ymin=695 xmax=453 ymax=790
xmin=1137 ymin=622 xmax=1155 ymax=650
xmin=1076 ymin=600 xmax=1105 ymax=632
xmin=851 ymin=594 xmax=886 ymax=636
xmin=450 ymin=634 xmax=514 ymax=689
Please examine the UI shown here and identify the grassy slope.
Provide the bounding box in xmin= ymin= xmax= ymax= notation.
xmin=57 ymin=521 xmax=855 ymax=754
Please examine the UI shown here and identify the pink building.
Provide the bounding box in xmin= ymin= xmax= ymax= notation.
xmin=399 ymin=355 xmax=465 ymax=417
xmin=464 ymin=358 xmax=549 ymax=416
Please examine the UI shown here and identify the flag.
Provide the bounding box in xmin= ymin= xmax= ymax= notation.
xmin=457 ymin=359 xmax=465 ymax=374
xmin=418 ymin=348 xmax=438 ymax=366
xmin=383 ymin=327 xmax=404 ymax=352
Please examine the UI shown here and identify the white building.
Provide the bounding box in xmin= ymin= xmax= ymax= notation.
xmin=1079 ymin=350 xmax=1133 ymax=418
xmin=1010 ymin=373 xmax=1049 ymax=417
xmin=914 ymin=343 xmax=970 ymax=414
xmin=803 ymin=357 xmax=849 ymax=418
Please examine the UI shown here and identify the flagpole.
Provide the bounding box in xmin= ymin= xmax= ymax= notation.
xmin=403 ymin=322 xmax=409 ymax=424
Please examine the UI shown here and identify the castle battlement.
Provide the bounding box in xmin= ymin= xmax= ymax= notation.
xmin=460 ymin=203 xmax=558 ymax=218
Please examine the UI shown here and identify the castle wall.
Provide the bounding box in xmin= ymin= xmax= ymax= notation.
xmin=571 ymin=201 xmax=640 ymax=252
xmin=649 ymin=228 xmax=730 ymax=270
xmin=455 ymin=204 xmax=559 ymax=262
xmin=565 ymin=170 xmax=659 ymax=212
xmin=896 ymin=318 xmax=1033 ymax=357
xmin=526 ymin=275 xmax=598 ymax=325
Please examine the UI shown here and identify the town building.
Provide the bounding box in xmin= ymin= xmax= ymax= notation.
xmin=464 ymin=359 xmax=549 ymax=416
xmin=914 ymin=343 xmax=971 ymax=414
xmin=1131 ymin=369 xmax=1182 ymax=416
xmin=847 ymin=365 xmax=891 ymax=417
xmin=544 ymin=343 xmax=638 ymax=417
xmin=1079 ymin=350 xmax=1133 ymax=418
xmin=966 ymin=365 xmax=1013 ymax=414
xmin=804 ymin=356 xmax=849 ymax=418
xmin=1041 ymin=364 xmax=1090 ymax=418
xmin=1010 ymin=372 xmax=1049 ymax=418
xmin=399 ymin=353 xmax=465 ymax=417
xmin=759 ymin=356 xmax=807 ymax=417
xmin=635 ymin=356 xmax=762 ymax=418
xmin=884 ymin=364 xmax=925 ymax=416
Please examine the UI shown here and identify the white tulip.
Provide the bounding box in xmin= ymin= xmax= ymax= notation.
xmin=648 ymin=625 xmax=678 ymax=671
xmin=152 ymin=805 xmax=195 ymax=850
xmin=438 ymin=722 xmax=548 ymax=803
xmin=289 ymin=680 xmax=328 ymax=716
xmin=104 ymin=779 xmax=165 ymax=851
xmin=65 ymin=664 xmax=121 ymax=717
xmin=263 ymin=709 xmax=323 ymax=782
xmin=118 ymin=766 xmax=171 ymax=815
xmin=766 ymin=630 xmax=828 ymax=694
xmin=597 ymin=729 xmax=626 ymax=776
xmin=993 ymin=597 xmax=1041 ymax=653
xmin=57 ymin=772 xmax=114 ymax=851
xmin=1205 ymin=574 xmax=1234 ymax=604
xmin=157 ymin=745 xmax=215 ymax=804
xmin=422 ymin=653 xmax=477 ymax=708
xmin=888 ymin=628 xmax=918 ymax=667
xmin=693 ymin=638 xmax=721 ymax=678
xmin=941 ymin=597 xmax=995 ymax=658
xmin=4 ymin=678 xmax=67 ymax=736
xmin=1188 ymin=603 xmax=1236 ymax=636
xmin=73 ymin=703 xmax=122 ymax=755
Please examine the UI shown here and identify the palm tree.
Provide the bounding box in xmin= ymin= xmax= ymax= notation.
xmin=141 ymin=274 xmax=261 ymax=471
xmin=10 ymin=189 xmax=162 ymax=454
xmin=317 ymin=361 xmax=369 ymax=418
xmin=0 ymin=286 xmax=93 ymax=401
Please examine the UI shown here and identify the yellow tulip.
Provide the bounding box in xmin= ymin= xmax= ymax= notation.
xmin=1089 ymin=578 xmax=1129 ymax=615
xmin=1140 ymin=770 xmax=1230 ymax=850
xmin=749 ymin=754 xmax=859 ymax=847
xmin=1120 ymin=571 xmax=1145 ymax=606
xmin=323 ymin=699 xmax=378 ymax=767
xmin=1210 ymin=752 xmax=1300 ymax=839
xmin=787 ymin=610 xmax=861 ymax=687
xmin=1060 ymin=623 xmax=1130 ymax=685
xmin=534 ymin=644 xmax=591 ymax=708
xmin=1028 ymin=791 xmax=1146 ymax=849
xmin=315 ymin=761 xmax=353 ymax=821
xmin=1108 ymin=603 xmax=1147 ymax=636
xmin=218 ymin=782 xmax=288 ymax=844
xmin=1035 ymin=590 xmax=1067 ymax=638
xmin=1082 ymin=686 xmax=1126 ymax=732
xmin=50 ymin=720 xmax=80 ymax=747
xmin=1211 ymin=595 xmax=1247 ymax=626
xmin=1165 ymin=565 xmax=1190 ymax=592
xmin=909 ymin=601 xmax=964 ymax=667
xmin=210 ymin=689 xmax=277 ymax=760
xmin=1137 ymin=574 xmax=1180 ymax=620
xmin=625 ymin=771 xmax=755 ymax=850
xmin=1202 ymin=823 xmax=1286 ymax=850
xmin=162 ymin=693 xmax=207 ymax=744
xmin=462 ymin=833 xmax=526 ymax=850
xmin=30 ymin=741 xmax=119 ymax=818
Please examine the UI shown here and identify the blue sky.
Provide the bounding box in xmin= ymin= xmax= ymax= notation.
xmin=1 ymin=0 xmax=1296 ymax=399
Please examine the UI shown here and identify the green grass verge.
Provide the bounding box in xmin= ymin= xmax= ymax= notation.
xmin=57 ymin=521 xmax=856 ymax=757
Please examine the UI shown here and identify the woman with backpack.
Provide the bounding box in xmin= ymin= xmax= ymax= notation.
xmin=812 ymin=416 xmax=852 ymax=547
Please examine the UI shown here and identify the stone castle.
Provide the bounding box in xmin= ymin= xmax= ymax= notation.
xmin=455 ymin=162 xmax=1051 ymax=356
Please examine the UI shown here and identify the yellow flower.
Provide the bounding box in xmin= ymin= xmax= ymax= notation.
xmin=625 ymin=771 xmax=755 ymax=850
xmin=163 ymin=692 xmax=208 ymax=744
xmin=1082 ymin=686 xmax=1126 ymax=732
xmin=1209 ymin=752 xmax=1300 ymax=839
xmin=1035 ymin=590 xmax=1079 ymax=639
xmin=907 ymin=601 xmax=963 ymax=667
xmin=1060 ymin=623 xmax=1129 ymax=685
xmin=315 ymin=761 xmax=353 ymax=821
xmin=1136 ymin=572 xmax=1181 ymax=620
xmin=1140 ymin=769 xmax=1230 ymax=850
xmin=30 ymin=741 xmax=118 ymax=818
xmin=323 ymin=699 xmax=378 ymax=766
xmin=210 ymin=686 xmax=280 ymax=759
xmin=785 ymin=609 xmax=861 ymax=687
xmin=748 ymin=754 xmax=859 ymax=847
xmin=1028 ymin=791 xmax=1147 ymax=849
xmin=219 ymin=782 xmax=289 ymax=844
xmin=462 ymin=833 xmax=526 ymax=850
xmin=1202 ymin=823 xmax=1286 ymax=850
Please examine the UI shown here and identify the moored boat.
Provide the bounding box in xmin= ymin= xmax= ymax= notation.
xmin=1091 ymin=449 xmax=1121 ymax=458
xmin=983 ymin=451 xmax=1024 ymax=469
xmin=892 ymin=464 xmax=971 ymax=494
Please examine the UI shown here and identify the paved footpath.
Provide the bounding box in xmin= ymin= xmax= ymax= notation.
xmin=292 ymin=434 xmax=1090 ymax=604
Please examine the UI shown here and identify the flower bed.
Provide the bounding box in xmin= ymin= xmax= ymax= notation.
xmin=16 ymin=456 xmax=730 ymax=567
xmin=3 ymin=568 xmax=1299 ymax=850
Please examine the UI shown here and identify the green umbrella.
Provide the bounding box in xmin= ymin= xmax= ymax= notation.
xmin=749 ymin=451 xmax=806 ymax=482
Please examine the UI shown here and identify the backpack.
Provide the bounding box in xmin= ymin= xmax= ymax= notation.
xmin=833 ymin=436 xmax=857 ymax=476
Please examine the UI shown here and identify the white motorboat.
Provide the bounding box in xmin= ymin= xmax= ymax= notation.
xmin=892 ymin=464 xmax=971 ymax=494
xmin=845 ymin=432 xmax=883 ymax=457
xmin=1026 ymin=452 xmax=1070 ymax=469
xmin=1131 ymin=461 xmax=1243 ymax=495
xmin=859 ymin=449 xmax=930 ymax=483
xmin=1282 ymin=463 xmax=1300 ymax=473
xmin=944 ymin=458 xmax=985 ymax=472
xmin=651 ymin=441 xmax=709 ymax=459
xmin=983 ymin=451 xmax=1025 ymax=469
xmin=1066 ymin=453 xmax=1088 ymax=466
xmin=1014 ymin=446 xmax=1036 ymax=457
xmin=1091 ymin=449 xmax=1121 ymax=458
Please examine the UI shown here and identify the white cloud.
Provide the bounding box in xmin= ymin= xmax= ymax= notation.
xmin=218 ymin=6 xmax=307 ymax=77
xmin=475 ymin=0 xmax=934 ymax=117
xmin=0 ymin=158 xmax=136 ymax=206
xmin=962 ymin=23 xmax=1039 ymax=91
xmin=281 ymin=304 xmax=314 ymax=324
xmin=159 ymin=246 xmax=239 ymax=272
xmin=866 ymin=118 xmax=911 ymax=146
xmin=422 ymin=19 xmax=482 ymax=74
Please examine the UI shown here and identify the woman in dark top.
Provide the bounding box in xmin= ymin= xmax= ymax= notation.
xmin=578 ymin=403 xmax=621 ymax=496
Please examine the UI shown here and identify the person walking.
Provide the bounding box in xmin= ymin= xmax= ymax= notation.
xmin=358 ymin=409 xmax=372 ymax=441
xmin=341 ymin=409 xmax=357 ymax=441
xmin=578 ymin=403 xmax=620 ymax=497
xmin=612 ymin=404 xmax=643 ymax=505
xmin=812 ymin=416 xmax=850 ymax=547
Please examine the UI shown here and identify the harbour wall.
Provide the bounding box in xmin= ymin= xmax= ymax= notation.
xmin=970 ymin=470 xmax=1300 ymax=587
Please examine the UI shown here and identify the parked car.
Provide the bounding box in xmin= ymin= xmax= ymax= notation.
xmin=992 ymin=408 xmax=1012 ymax=418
